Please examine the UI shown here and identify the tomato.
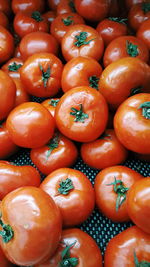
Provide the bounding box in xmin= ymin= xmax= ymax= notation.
xmin=96 ymin=17 xmax=128 ymax=47
xmin=61 ymin=56 xmax=102 ymax=93
xmin=19 ymin=32 xmax=59 ymax=61
xmin=103 ymin=35 xmax=149 ymax=67
xmin=55 ymin=86 xmax=108 ymax=142
xmin=114 ymin=93 xmax=150 ymax=154
xmin=0 ymin=122 xmax=18 ymax=159
xmin=0 ymin=186 xmax=62 ymax=266
xmin=99 ymin=57 xmax=150 ymax=109
xmin=0 ymin=70 xmax=16 ymax=121
xmin=13 ymin=77 xmax=30 ymax=107
xmin=61 ymin=24 xmax=104 ymax=62
xmin=14 ymin=45 xmax=21 ymax=58
xmin=0 ymin=0 xmax=11 ymax=16
xmin=125 ymin=0 xmax=144 ymax=10
xmin=35 ymin=228 xmax=102 ymax=267
xmin=6 ymin=102 xmax=55 ymax=148
xmin=128 ymin=3 xmax=150 ymax=31
xmin=104 ymin=226 xmax=150 ymax=267
xmin=12 ymin=0 xmax=45 ymax=14
xmin=81 ymin=129 xmax=128 ymax=170
xmin=108 ymin=0 xmax=120 ymax=17
xmin=48 ymin=0 xmax=60 ymax=11
xmin=0 ymin=26 xmax=14 ymax=64
xmin=43 ymin=11 xmax=56 ymax=25
xmin=20 ymin=53 xmax=63 ymax=97
xmin=0 ymin=11 xmax=9 ymax=28
xmin=41 ymin=98 xmax=60 ymax=118
xmin=30 ymin=133 xmax=78 ymax=175
xmin=137 ymin=18 xmax=150 ymax=50
xmin=1 ymin=57 xmax=23 ymax=79
xmin=57 ymin=0 xmax=76 ymax=15
xmin=74 ymin=0 xmax=109 ymax=22
xmin=0 ymin=161 xmax=41 ymax=199
xmin=94 ymin=166 xmax=143 ymax=222
xmin=50 ymin=12 xmax=85 ymax=43
xmin=127 ymin=178 xmax=150 ymax=234
xmin=0 ymin=245 xmax=13 ymax=267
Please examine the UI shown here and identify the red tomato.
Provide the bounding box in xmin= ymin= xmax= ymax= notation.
xmin=0 ymin=0 xmax=11 ymax=16
xmin=104 ymin=226 xmax=150 ymax=267
xmin=48 ymin=0 xmax=60 ymax=11
xmin=114 ymin=93 xmax=150 ymax=154
xmin=0 ymin=122 xmax=18 ymax=159
xmin=61 ymin=56 xmax=102 ymax=93
xmin=1 ymin=57 xmax=23 ymax=79
xmin=0 ymin=186 xmax=62 ymax=266
xmin=128 ymin=3 xmax=150 ymax=31
xmin=6 ymin=102 xmax=55 ymax=148
xmin=50 ymin=12 xmax=85 ymax=43
xmin=103 ymin=35 xmax=149 ymax=67
xmin=41 ymin=98 xmax=60 ymax=118
xmin=81 ymin=129 xmax=128 ymax=170
xmin=0 ymin=161 xmax=41 ymax=199
xmin=0 ymin=25 xmax=14 ymax=64
xmin=127 ymin=178 xmax=150 ymax=234
xmin=99 ymin=57 xmax=150 ymax=109
xmin=30 ymin=133 xmax=78 ymax=175
xmin=14 ymin=11 xmax=49 ymax=38
xmin=94 ymin=166 xmax=143 ymax=222
xmin=20 ymin=53 xmax=63 ymax=97
xmin=0 ymin=11 xmax=9 ymax=28
xmin=35 ymin=228 xmax=102 ymax=267
xmin=74 ymin=0 xmax=110 ymax=22
xmin=55 ymin=86 xmax=108 ymax=142
xmin=40 ymin=168 xmax=95 ymax=226
xmin=12 ymin=0 xmax=45 ymax=14
xmin=125 ymin=0 xmax=144 ymax=10
xmin=19 ymin=32 xmax=59 ymax=61
xmin=14 ymin=45 xmax=21 ymax=58
xmin=0 ymin=70 xmax=16 ymax=120
xmin=57 ymin=0 xmax=76 ymax=15
xmin=43 ymin=11 xmax=56 ymax=25
xmin=96 ymin=17 xmax=128 ymax=47
xmin=137 ymin=18 xmax=150 ymax=50
xmin=13 ymin=77 xmax=30 ymax=107
xmin=0 ymin=245 xmax=13 ymax=267
xmin=61 ymin=24 xmax=104 ymax=62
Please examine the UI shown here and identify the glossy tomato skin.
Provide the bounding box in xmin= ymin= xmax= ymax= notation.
xmin=128 ymin=3 xmax=150 ymax=31
xmin=81 ymin=129 xmax=128 ymax=170
xmin=125 ymin=0 xmax=144 ymax=10
xmin=35 ymin=228 xmax=102 ymax=267
xmin=114 ymin=93 xmax=150 ymax=154
xmin=14 ymin=11 xmax=49 ymax=38
xmin=40 ymin=168 xmax=95 ymax=227
xmin=57 ymin=0 xmax=76 ymax=15
xmin=0 ymin=122 xmax=18 ymax=159
xmin=6 ymin=102 xmax=55 ymax=148
xmin=0 ymin=245 xmax=13 ymax=267
xmin=61 ymin=24 xmax=104 ymax=62
xmin=48 ymin=0 xmax=60 ymax=11
xmin=13 ymin=77 xmax=30 ymax=107
xmin=96 ymin=18 xmax=128 ymax=47
xmin=41 ymin=98 xmax=60 ymax=118
xmin=0 ymin=186 xmax=62 ymax=266
xmin=137 ymin=18 xmax=150 ymax=50
xmin=0 ymin=26 xmax=14 ymax=64
xmin=43 ymin=11 xmax=56 ymax=25
xmin=75 ymin=0 xmax=109 ymax=22
xmin=50 ymin=12 xmax=85 ymax=43
xmin=19 ymin=32 xmax=59 ymax=61
xmin=94 ymin=166 xmax=143 ymax=222
xmin=30 ymin=133 xmax=78 ymax=175
xmin=12 ymin=0 xmax=45 ymax=14
xmin=1 ymin=57 xmax=23 ymax=79
xmin=61 ymin=56 xmax=102 ymax=93
xmin=103 ymin=35 xmax=149 ymax=67
xmin=99 ymin=57 xmax=150 ymax=109
xmin=0 ymin=70 xmax=16 ymax=121
xmin=0 ymin=11 xmax=9 ymax=28
xmin=0 ymin=161 xmax=41 ymax=199
xmin=55 ymin=86 xmax=108 ymax=142
xmin=0 ymin=0 xmax=11 ymax=16
xmin=127 ymin=178 xmax=150 ymax=234
xmin=104 ymin=226 xmax=150 ymax=267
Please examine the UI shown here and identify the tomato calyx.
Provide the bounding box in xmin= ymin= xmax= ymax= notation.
xmin=0 ymin=215 xmax=14 ymax=243
xmin=134 ymin=251 xmax=150 ymax=267
xmin=39 ymin=64 xmax=51 ymax=88
xmin=142 ymin=3 xmax=150 ymax=14
xmin=107 ymin=177 xmax=129 ymax=211
xmin=58 ymin=178 xmax=74 ymax=195
xmin=108 ymin=17 xmax=128 ymax=25
xmin=89 ymin=75 xmax=99 ymax=90
xmin=130 ymin=86 xmax=142 ymax=96
xmin=59 ymin=241 xmax=78 ymax=267
xmin=48 ymin=99 xmax=60 ymax=107
xmin=62 ymin=16 xmax=74 ymax=26
xmin=31 ymin=11 xmax=43 ymax=22
xmin=46 ymin=134 xmax=59 ymax=159
xmin=138 ymin=102 xmax=150 ymax=119
xmin=70 ymin=104 xmax=89 ymax=123
xmin=126 ymin=41 xmax=139 ymax=57
xmin=8 ymin=62 xmax=23 ymax=72
xmin=74 ymin=32 xmax=95 ymax=47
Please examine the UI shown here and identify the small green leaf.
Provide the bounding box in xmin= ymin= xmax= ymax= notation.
xmin=8 ymin=62 xmax=23 ymax=72
xmin=58 ymin=178 xmax=74 ymax=195
xmin=48 ymin=99 xmax=60 ymax=107
xmin=62 ymin=16 xmax=74 ymax=26
xmin=39 ymin=64 xmax=51 ymax=88
xmin=46 ymin=134 xmax=59 ymax=159
xmin=138 ymin=101 xmax=150 ymax=119
xmin=31 ymin=11 xmax=43 ymax=21
xmin=74 ymin=32 xmax=95 ymax=47
xmin=126 ymin=41 xmax=139 ymax=57
xmin=0 ymin=217 xmax=14 ymax=243
xmin=59 ymin=242 xmax=78 ymax=267
xmin=70 ymin=104 xmax=88 ymax=123
xmin=108 ymin=17 xmax=128 ymax=25
xmin=134 ymin=251 xmax=150 ymax=267
xmin=88 ymin=75 xmax=99 ymax=90
xmin=62 ymin=242 xmax=76 ymax=259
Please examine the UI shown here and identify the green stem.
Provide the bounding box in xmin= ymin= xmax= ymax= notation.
xmin=134 ymin=251 xmax=150 ymax=266
xmin=74 ymin=32 xmax=95 ymax=47
xmin=138 ymin=102 xmax=150 ymax=119
xmin=88 ymin=75 xmax=99 ymax=90
xmin=8 ymin=62 xmax=23 ymax=72
xmin=142 ymin=3 xmax=150 ymax=14
xmin=62 ymin=16 xmax=73 ymax=26
xmin=70 ymin=104 xmax=88 ymax=123
xmin=59 ymin=241 xmax=78 ymax=267
xmin=39 ymin=64 xmax=51 ymax=88
xmin=108 ymin=17 xmax=128 ymax=25
xmin=126 ymin=41 xmax=139 ymax=57
xmin=46 ymin=134 xmax=59 ymax=159
xmin=0 ymin=217 xmax=14 ymax=243
xmin=48 ymin=99 xmax=60 ymax=107
xmin=58 ymin=178 xmax=74 ymax=195
xmin=31 ymin=11 xmax=43 ymax=21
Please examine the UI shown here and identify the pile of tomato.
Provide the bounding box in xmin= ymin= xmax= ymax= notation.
xmin=0 ymin=0 xmax=150 ymax=266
